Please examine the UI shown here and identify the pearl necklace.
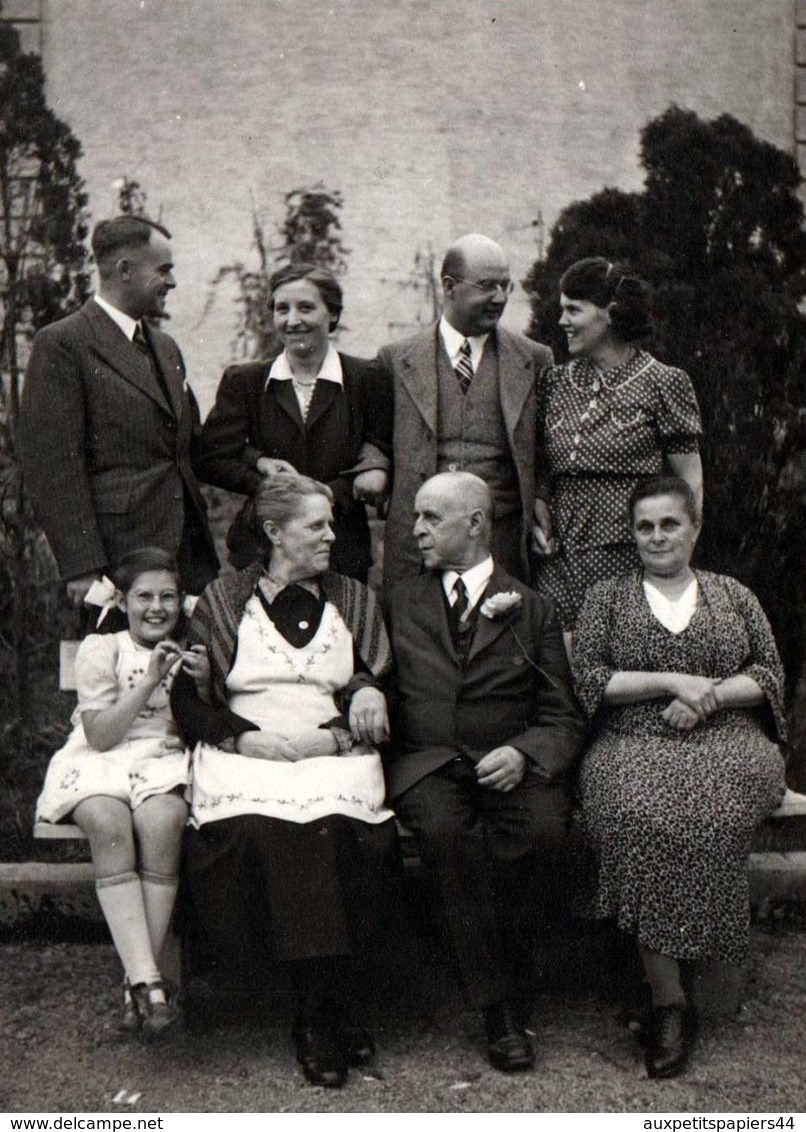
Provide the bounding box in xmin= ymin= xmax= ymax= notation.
xmin=291 ymin=376 xmax=317 ymax=418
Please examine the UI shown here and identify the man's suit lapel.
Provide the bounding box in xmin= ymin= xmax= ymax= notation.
xmin=145 ymin=324 xmax=184 ymax=419
xmin=411 ymin=572 xmax=459 ymax=662
xmin=496 ymin=329 xmax=535 ymax=443
xmin=466 ymin=566 xmax=520 ymax=664
xmin=84 ymin=302 xmax=172 ymax=414
xmin=399 ymin=326 xmax=441 ymax=435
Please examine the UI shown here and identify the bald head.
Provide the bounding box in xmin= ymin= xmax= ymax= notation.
xmin=413 ymin=472 xmax=493 ymax=572
xmin=440 ymin=234 xmax=512 ymax=337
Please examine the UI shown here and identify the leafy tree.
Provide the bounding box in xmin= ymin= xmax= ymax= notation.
xmin=115 ymin=175 xmax=150 ymax=219
xmin=524 ymin=106 xmax=806 ymax=771
xmin=207 ymin=186 xmax=349 ymax=360
xmin=0 ymin=10 xmax=90 ymax=725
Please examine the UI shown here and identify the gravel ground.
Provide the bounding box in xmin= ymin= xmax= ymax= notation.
xmin=1 ymin=923 xmax=805 ymax=1114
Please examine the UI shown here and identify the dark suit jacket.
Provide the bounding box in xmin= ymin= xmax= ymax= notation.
xmin=19 ymin=300 xmax=216 ymax=582
xmin=384 ymin=565 xmax=585 ymax=800
xmin=196 ymin=352 xmax=392 ymax=578
xmin=376 ymin=325 xmax=553 ymax=593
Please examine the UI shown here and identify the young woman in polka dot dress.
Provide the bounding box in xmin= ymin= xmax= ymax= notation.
xmin=572 ymin=477 xmax=786 ymax=1079
xmin=532 ymin=258 xmax=703 ymax=639
xmin=36 ymin=547 xmax=209 ymax=1037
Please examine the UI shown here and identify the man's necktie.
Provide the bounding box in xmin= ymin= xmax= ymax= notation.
xmin=133 ymin=323 xmax=171 ymax=404
xmin=449 ymin=576 xmax=469 ymax=643
xmin=454 ymin=338 xmax=474 ymax=395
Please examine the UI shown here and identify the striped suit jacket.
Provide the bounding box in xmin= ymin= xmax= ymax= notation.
xmin=19 ymin=299 xmax=216 ymax=581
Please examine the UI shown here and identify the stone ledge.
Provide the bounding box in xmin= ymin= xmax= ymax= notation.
xmin=5 ymin=852 xmax=806 ymax=929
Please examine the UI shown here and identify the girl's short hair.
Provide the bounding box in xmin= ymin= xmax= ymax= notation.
xmin=268 ymin=263 xmax=344 ymax=332
xmin=111 ymin=547 xmax=180 ymax=593
xmin=559 ymin=257 xmax=652 ymax=343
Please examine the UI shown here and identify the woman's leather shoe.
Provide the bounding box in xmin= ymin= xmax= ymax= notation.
xmin=293 ymin=1022 xmax=348 ymax=1088
xmin=645 ymin=1004 xmax=695 ymax=1079
xmin=484 ymin=1003 xmax=535 ymax=1073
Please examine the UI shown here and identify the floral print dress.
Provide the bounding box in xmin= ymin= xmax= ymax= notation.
xmin=572 ymin=571 xmax=786 ymax=965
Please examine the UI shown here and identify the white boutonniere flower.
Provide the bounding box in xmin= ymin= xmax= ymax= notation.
xmin=480 ymin=591 xmax=523 ymax=619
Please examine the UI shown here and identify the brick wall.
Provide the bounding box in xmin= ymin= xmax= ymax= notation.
xmin=18 ymin=0 xmax=795 ymax=413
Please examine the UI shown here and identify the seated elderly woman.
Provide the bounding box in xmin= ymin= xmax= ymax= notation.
xmin=572 ymin=475 xmax=786 ymax=1080
xmin=171 ymin=474 xmax=397 ymax=1089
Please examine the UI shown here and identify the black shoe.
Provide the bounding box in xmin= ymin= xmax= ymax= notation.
xmin=645 ymin=1004 xmax=696 ymax=1080
xmin=484 ymin=1002 xmax=535 ymax=1073
xmin=129 ymin=980 xmax=179 ymax=1039
xmin=338 ymin=1023 xmax=376 ymax=1067
xmin=293 ymin=1022 xmax=349 ymax=1088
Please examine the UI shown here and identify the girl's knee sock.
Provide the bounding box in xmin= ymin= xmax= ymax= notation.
xmin=95 ymin=871 xmax=160 ymax=986
xmin=140 ymin=870 xmax=179 ymax=965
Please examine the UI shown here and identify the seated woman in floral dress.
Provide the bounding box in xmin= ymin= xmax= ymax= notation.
xmin=572 ymin=475 xmax=786 ymax=1080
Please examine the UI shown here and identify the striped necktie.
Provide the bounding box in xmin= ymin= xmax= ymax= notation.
xmin=454 ymin=338 xmax=474 ymax=395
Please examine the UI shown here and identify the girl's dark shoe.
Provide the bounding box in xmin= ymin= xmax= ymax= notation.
xmin=130 ymin=980 xmax=179 ymax=1038
xmin=120 ymin=980 xmax=141 ymax=1033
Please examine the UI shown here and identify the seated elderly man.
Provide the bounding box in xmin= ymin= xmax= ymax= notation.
xmin=384 ymin=472 xmax=584 ymax=1072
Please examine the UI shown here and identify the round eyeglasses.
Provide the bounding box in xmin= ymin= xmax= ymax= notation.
xmin=447 ymin=276 xmax=515 ymax=297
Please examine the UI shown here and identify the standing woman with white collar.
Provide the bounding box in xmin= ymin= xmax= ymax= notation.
xmin=532 ymin=258 xmax=703 ymax=642
xmin=197 ymin=263 xmax=391 ymax=581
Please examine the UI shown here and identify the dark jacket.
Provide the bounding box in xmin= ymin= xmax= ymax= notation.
xmin=196 ymin=352 xmax=392 ymax=580
xmin=384 ymin=564 xmax=585 ymax=800
xmin=19 ymin=299 xmax=217 ymax=584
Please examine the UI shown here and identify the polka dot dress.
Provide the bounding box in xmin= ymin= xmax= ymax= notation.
xmin=533 ymin=350 xmax=701 ymax=629
xmin=572 ymin=571 xmax=786 ymax=965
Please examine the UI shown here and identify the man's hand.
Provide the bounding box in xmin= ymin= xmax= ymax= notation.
xmin=475 ymin=746 xmax=527 ymax=792
xmin=67 ymin=572 xmax=101 ymax=606
xmin=349 ymin=686 xmax=389 ymax=745
xmin=353 ymin=469 xmax=389 ymax=509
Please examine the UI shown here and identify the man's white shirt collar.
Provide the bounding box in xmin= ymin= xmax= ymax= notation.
xmin=94 ymin=294 xmax=139 ymax=342
xmin=442 ymin=555 xmax=495 ymax=620
xmin=439 ymin=316 xmax=489 ymax=372
xmin=266 ymin=344 xmax=344 ymax=389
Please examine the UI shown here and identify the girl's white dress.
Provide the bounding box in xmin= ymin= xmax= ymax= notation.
xmin=36 ymin=631 xmax=190 ymax=824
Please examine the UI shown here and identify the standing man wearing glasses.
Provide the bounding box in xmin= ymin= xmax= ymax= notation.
xmin=371 ymin=233 xmax=553 ymax=595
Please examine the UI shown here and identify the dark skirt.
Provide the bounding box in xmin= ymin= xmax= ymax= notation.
xmin=181 ymin=813 xmax=399 ymax=979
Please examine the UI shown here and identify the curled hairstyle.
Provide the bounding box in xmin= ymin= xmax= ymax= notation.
xmin=268 ymin=263 xmax=344 ymax=332
xmin=629 ymin=475 xmax=700 ymax=526
xmin=560 ymin=257 xmax=652 ymax=343
xmin=253 ymin=473 xmax=334 ymax=541
xmin=92 ymin=216 xmax=172 ymax=275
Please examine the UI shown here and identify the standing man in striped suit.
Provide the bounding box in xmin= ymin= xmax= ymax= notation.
xmin=20 ymin=216 xmax=218 ymax=603
xmin=374 ymin=233 xmax=553 ymax=596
